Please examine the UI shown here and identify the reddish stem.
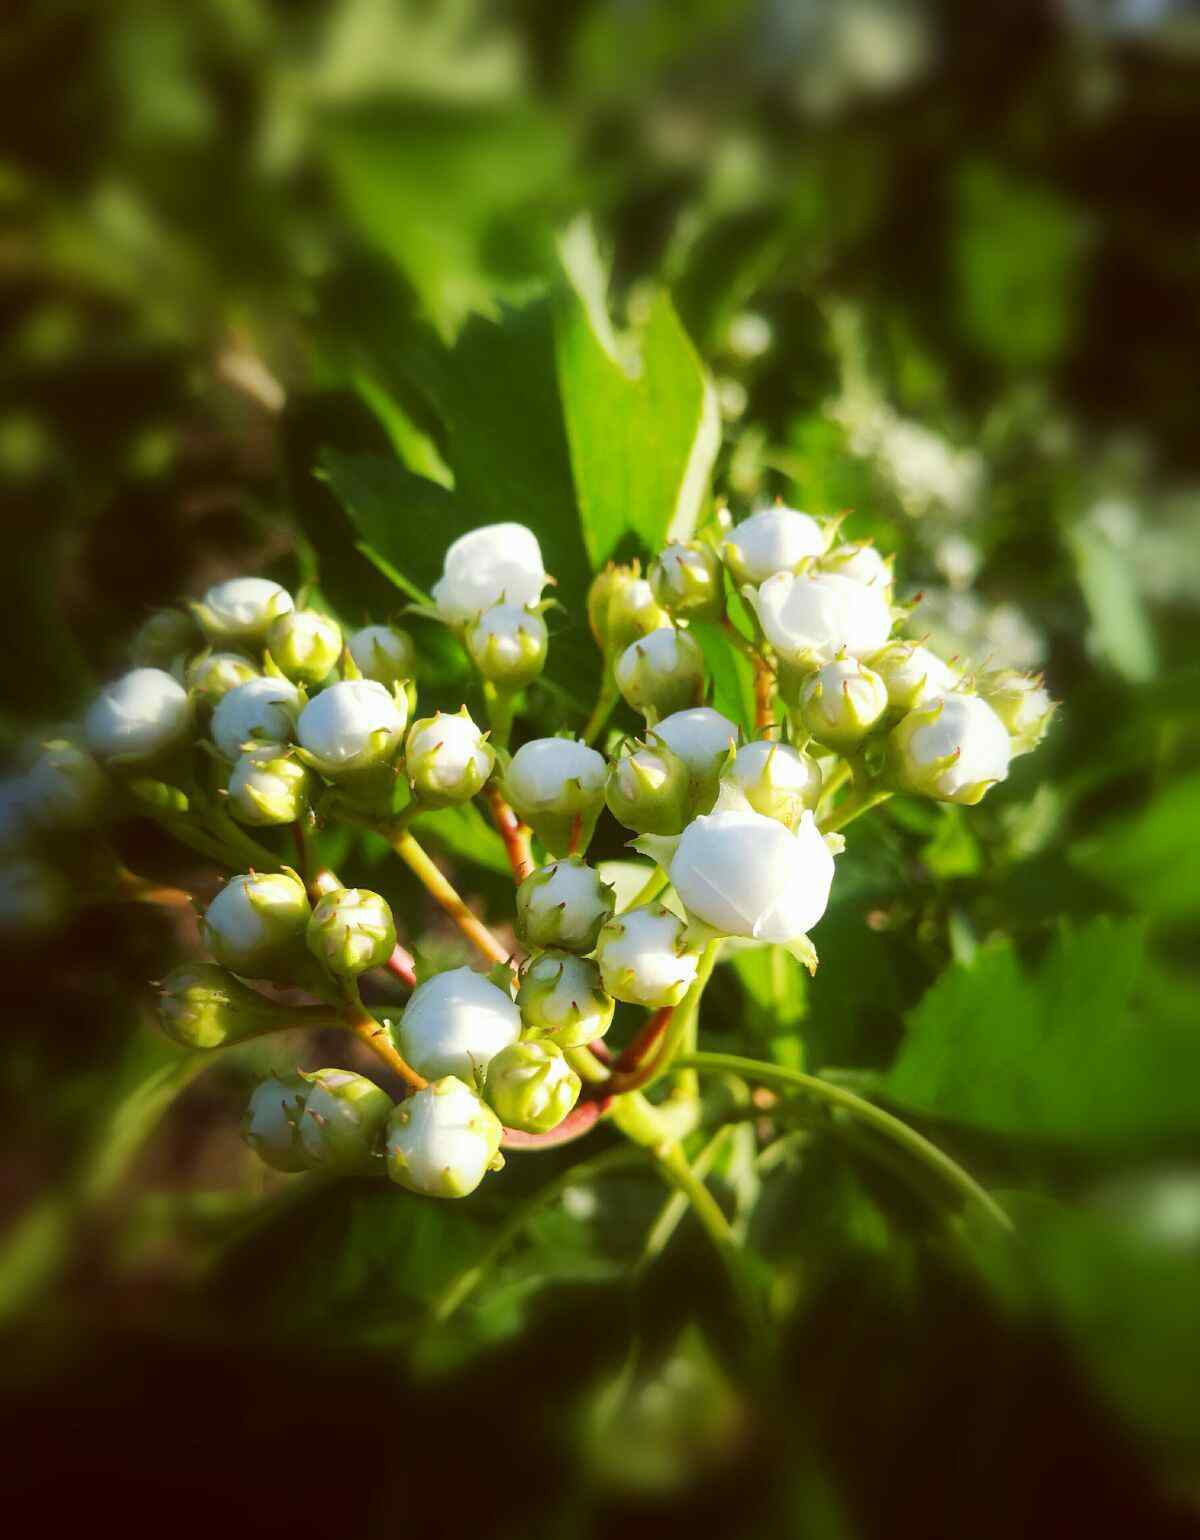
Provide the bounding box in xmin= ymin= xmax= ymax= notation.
xmin=754 ymin=657 xmax=777 ymax=734
xmin=613 ymin=1007 xmax=673 ymax=1076
xmin=383 ymin=944 xmax=418 ymax=990
xmin=485 ymin=783 xmax=535 ymax=883
xmin=568 ymin=812 xmax=583 ymax=856
xmin=501 ymin=1095 xmax=613 ymax=1150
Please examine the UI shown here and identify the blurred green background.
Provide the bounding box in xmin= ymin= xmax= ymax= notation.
xmin=2 ymin=1 xmax=1199 ymax=1535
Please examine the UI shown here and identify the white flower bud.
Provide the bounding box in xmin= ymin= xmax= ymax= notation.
xmin=658 ymin=804 xmax=836 ymax=952
xmin=191 ymin=577 xmax=294 ymax=646
xmin=514 ymin=857 xmax=615 ymax=954
xmin=432 ymin=523 xmax=549 ymax=625
xmin=594 ymin=904 xmax=701 ymax=1008
xmin=85 ymin=668 xmax=194 ymax=766
xmin=386 ymin=1076 xmax=503 ymax=1198
xmin=606 ymin=737 xmax=690 ymax=835
xmin=722 ymin=505 xmax=827 ymax=586
xmin=23 ymin=739 xmax=108 ymax=831
xmin=0 ymin=856 xmax=70 ymax=935
xmin=615 ymin=627 xmax=705 ymax=720
xmin=266 ymin=608 xmax=343 ymax=686
xmin=504 ymin=737 xmax=607 ymax=857
xmin=517 ymin=950 xmax=615 ymax=1047
xmin=888 ymin=693 xmax=1012 ymax=805
xmin=226 ymin=744 xmax=312 ymax=826
xmin=979 ymin=669 xmax=1057 ymax=757
xmin=465 ymin=604 xmax=548 ymax=689
xmin=820 ymin=541 xmax=894 ymax=596
xmin=404 ymin=709 xmax=494 ymax=805
xmin=200 ymin=868 xmax=311 ymax=981
xmin=798 ymin=657 xmax=889 ymax=750
xmin=186 ymin=650 xmax=259 ymax=709
xmin=650 ymin=707 xmax=739 ymax=815
xmin=745 ymin=571 xmax=893 ymax=671
xmin=649 ymin=541 xmax=724 ymax=622
xmin=724 ymin=740 xmax=822 ymax=829
xmin=306 ymin=886 xmax=396 ymax=978
xmin=346 ymin=624 xmax=416 ymax=687
xmin=296 ymin=679 xmax=407 ymax=778
xmin=396 ymin=966 xmax=522 ymax=1085
xmin=242 ymin=1074 xmax=310 ymax=1173
xmin=868 ymin=640 xmax=962 ymax=713
xmin=726 ymin=310 xmax=773 ymax=360
xmin=484 ymin=1040 xmax=581 ymax=1134
xmin=211 ymin=676 xmax=303 ymax=763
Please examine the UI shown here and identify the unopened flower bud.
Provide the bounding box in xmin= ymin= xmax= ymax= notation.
xmin=979 ymin=669 xmax=1057 ymax=757
xmin=85 ymin=668 xmax=194 ymax=767
xmin=24 ymin=739 xmax=108 ymax=831
xmin=466 ymin=604 xmax=548 ymax=689
xmin=346 ymin=623 xmax=416 ymax=687
xmin=887 ymin=693 xmax=1011 ymax=805
xmin=307 ymin=886 xmax=396 ymax=978
xmin=606 ymin=736 xmax=690 ymax=835
xmin=868 ymin=640 xmax=962 ymax=714
xmin=820 ymin=541 xmax=894 ymax=596
xmin=131 ymin=607 xmax=199 ymax=668
xmin=589 ymin=564 xmax=671 ymax=654
xmin=594 ymin=904 xmax=701 ymax=1008
xmin=484 ymin=1040 xmax=581 ymax=1134
xmin=211 ymin=676 xmax=303 ymax=762
xmin=517 ymin=950 xmax=615 ymax=1048
xmin=405 ymin=709 xmax=494 ymax=806
xmin=514 ymin=856 xmax=615 ymax=954
xmin=158 ymin=961 xmax=288 ymax=1050
xmin=296 ymin=679 xmax=407 ymax=779
xmin=504 ymin=737 xmax=607 ymax=857
xmin=722 ymin=505 xmax=827 ymax=587
xmin=745 ymin=571 xmax=893 ymax=672
xmin=651 ymin=707 xmax=739 ymax=815
xmin=267 ymin=608 xmax=343 ymax=686
xmin=200 ymin=868 xmax=311 ymax=981
xmin=226 ymin=744 xmax=312 ymax=826
xmin=386 ymin=1076 xmax=503 ymax=1198
xmin=649 ymin=541 xmax=724 ymax=622
xmin=396 ymin=966 xmax=522 ymax=1085
xmin=0 ymin=856 xmax=70 ymax=936
xmin=615 ymin=627 xmax=705 ymax=720
xmin=432 ymin=523 xmax=549 ymax=625
xmin=186 ymin=650 xmax=259 ymax=709
xmin=191 ymin=576 xmax=294 ymax=647
xmin=798 ymin=657 xmax=888 ymax=750
xmin=242 ymin=1074 xmax=310 ymax=1173
xmin=724 ymin=740 xmax=822 ymax=829
xmin=296 ymin=1068 xmax=392 ymax=1173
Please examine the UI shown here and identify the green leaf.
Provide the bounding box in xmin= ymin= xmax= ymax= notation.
xmin=1066 ymin=520 xmax=1157 ymax=684
xmin=1071 ymin=773 xmax=1200 ymax=921
xmin=689 ymin=618 xmax=756 ymax=738
xmin=729 ymin=945 xmax=809 ymax=1069
xmin=554 ymin=218 xmax=720 ymax=568
xmin=884 ymin=918 xmax=1200 ymax=1148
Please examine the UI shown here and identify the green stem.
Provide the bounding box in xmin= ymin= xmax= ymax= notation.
xmin=819 ymin=784 xmax=894 ymax=835
xmin=565 ymin=1044 xmax=612 ymax=1085
xmin=621 ymin=865 xmax=669 ymax=913
xmin=582 ymin=672 xmax=620 ymax=747
xmin=388 ymin=828 xmax=512 ymax=968
xmin=482 ymin=681 xmax=517 ymax=752
xmin=646 ymin=939 xmax=721 ymax=1096
xmin=815 ymin=758 xmax=852 ymax=819
xmin=610 ymin=1093 xmax=738 ymax=1254
xmin=674 ymin=1052 xmax=1013 ymax=1233
xmin=431 ymin=1146 xmax=645 ymax=1323
xmin=637 ymin=1124 xmax=735 ymax=1273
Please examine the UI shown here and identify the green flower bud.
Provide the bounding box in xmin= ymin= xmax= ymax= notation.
xmin=158 ymin=962 xmax=288 ymax=1050
xmin=484 ymin=1039 xmax=581 ymax=1134
xmin=589 ymin=563 xmax=670 ymax=655
xmin=296 ymin=1068 xmax=392 ymax=1173
xmin=201 ymin=868 xmax=311 ymax=982
xmin=267 ymin=608 xmax=343 ymax=686
xmin=466 ymin=604 xmax=548 ymax=689
xmin=514 ymin=856 xmax=615 ymax=954
xmin=978 ymin=669 xmax=1057 ymax=757
xmin=723 ymin=739 xmax=822 ymax=829
xmin=517 ymin=949 xmax=615 ymax=1048
xmin=404 ymin=708 xmax=495 ymax=807
xmin=385 ymin=1076 xmax=504 ymax=1198
xmin=131 ymin=607 xmax=200 ymax=669
xmin=306 ymin=886 xmax=396 ymax=978
xmin=191 ymin=577 xmax=294 ymax=648
xmin=649 ymin=541 xmax=724 ymax=623
xmin=798 ymin=657 xmax=888 ymax=750
xmin=594 ymin=904 xmax=701 ymax=1008
xmin=504 ymin=737 xmax=607 ymax=857
xmin=186 ymin=650 xmax=259 ymax=709
xmin=226 ymin=745 xmax=311 ymax=827
xmin=606 ymin=737 xmax=690 ymax=835
xmin=346 ymin=624 xmax=417 ymax=687
xmin=24 ymin=739 xmax=108 ymax=831
xmin=242 ymin=1074 xmax=310 ymax=1173
xmin=615 ymin=627 xmax=706 ymax=721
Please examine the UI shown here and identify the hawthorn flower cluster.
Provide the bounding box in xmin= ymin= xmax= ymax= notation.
xmin=0 ymin=504 xmax=1055 ymax=1203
